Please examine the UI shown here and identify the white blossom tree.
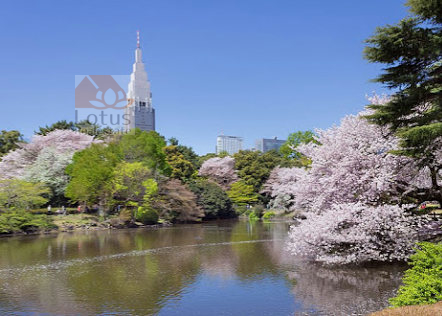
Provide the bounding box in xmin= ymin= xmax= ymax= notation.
xmin=265 ymin=110 xmax=438 ymax=213
xmin=264 ymin=105 xmax=440 ymax=264
xmin=198 ymin=157 xmax=239 ymax=189
xmin=0 ymin=130 xmax=95 ymax=179
xmin=287 ymin=203 xmax=431 ymax=264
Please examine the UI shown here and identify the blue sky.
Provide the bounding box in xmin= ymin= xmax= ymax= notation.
xmin=0 ymin=0 xmax=408 ymax=154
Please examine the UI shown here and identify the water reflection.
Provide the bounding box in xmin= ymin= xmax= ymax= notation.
xmin=0 ymin=220 xmax=405 ymax=315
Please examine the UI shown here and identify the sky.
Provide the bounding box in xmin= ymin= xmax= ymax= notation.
xmin=0 ymin=0 xmax=409 ymax=154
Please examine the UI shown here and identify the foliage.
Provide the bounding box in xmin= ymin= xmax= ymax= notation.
xmin=233 ymin=150 xmax=288 ymax=192
xmin=23 ymin=147 xmax=72 ymax=202
xmin=287 ymin=203 xmax=431 ymax=264
xmin=111 ymin=162 xmax=157 ymax=206
xmin=280 ymin=130 xmax=318 ymax=161
xmin=248 ymin=211 xmax=259 ymax=221
xmin=0 ymin=129 xmax=95 ymax=179
xmin=168 ymin=138 xmax=201 ymax=169
xmin=36 ymin=119 xmax=115 ymax=139
xmin=364 ymin=0 xmax=442 ymax=203
xmin=188 ymin=179 xmax=235 ymax=219
xmin=65 ymin=142 xmax=122 ymax=208
xmin=0 ymin=210 xmax=56 ymax=234
xmin=0 ymin=130 xmax=23 ymax=158
xmin=0 ymin=179 xmax=50 ymax=210
xmin=164 ymin=145 xmax=196 ymax=181
xmin=262 ymin=211 xmax=276 ymax=220
xmin=119 ymin=129 xmax=170 ymax=175
xmin=36 ymin=120 xmax=76 ymax=135
xmin=199 ymin=156 xmax=239 ymax=189
xmin=390 ymin=242 xmax=442 ymax=307
xmin=152 ymin=179 xmax=204 ymax=222
xmin=227 ymin=180 xmax=259 ymax=206
xmin=135 ymin=206 xmax=159 ymax=225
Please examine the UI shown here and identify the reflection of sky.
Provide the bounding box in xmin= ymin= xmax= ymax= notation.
xmin=0 ymin=221 xmax=405 ymax=315
xmin=159 ymin=275 xmax=300 ymax=316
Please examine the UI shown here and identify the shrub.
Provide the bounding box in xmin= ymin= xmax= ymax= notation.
xmin=248 ymin=211 xmax=259 ymax=221
xmin=262 ymin=211 xmax=276 ymax=220
xmin=135 ymin=207 xmax=159 ymax=225
xmin=188 ymin=179 xmax=235 ymax=219
xmin=251 ymin=205 xmax=265 ymax=218
xmin=389 ymin=242 xmax=442 ymax=307
xmin=0 ymin=211 xmax=56 ymax=234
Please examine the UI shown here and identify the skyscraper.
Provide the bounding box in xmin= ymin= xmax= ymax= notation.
xmin=216 ymin=135 xmax=243 ymax=155
xmin=124 ymin=31 xmax=155 ymax=132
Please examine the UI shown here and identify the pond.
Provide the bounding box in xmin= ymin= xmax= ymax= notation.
xmin=0 ymin=220 xmax=405 ymax=315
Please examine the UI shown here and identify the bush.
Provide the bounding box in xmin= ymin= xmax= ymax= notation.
xmin=389 ymin=242 xmax=442 ymax=307
xmin=262 ymin=211 xmax=276 ymax=220
xmin=0 ymin=211 xmax=56 ymax=234
xmin=135 ymin=207 xmax=159 ymax=225
xmin=188 ymin=179 xmax=235 ymax=219
xmin=248 ymin=212 xmax=259 ymax=221
xmin=251 ymin=205 xmax=265 ymax=218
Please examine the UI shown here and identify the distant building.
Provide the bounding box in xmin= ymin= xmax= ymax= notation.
xmin=124 ymin=31 xmax=155 ymax=132
xmin=255 ymin=137 xmax=286 ymax=153
xmin=216 ymin=135 xmax=243 ymax=155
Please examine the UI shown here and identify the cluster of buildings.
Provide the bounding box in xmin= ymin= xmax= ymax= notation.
xmin=124 ymin=33 xmax=286 ymax=155
xmin=216 ymin=135 xmax=286 ymax=155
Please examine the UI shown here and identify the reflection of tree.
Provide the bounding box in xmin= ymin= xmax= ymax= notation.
xmin=286 ymin=262 xmax=405 ymax=315
xmin=0 ymin=221 xmax=406 ymax=315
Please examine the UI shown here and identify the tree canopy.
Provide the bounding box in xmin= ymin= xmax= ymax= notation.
xmin=364 ymin=0 xmax=442 ymax=202
xmin=0 ymin=130 xmax=23 ymax=158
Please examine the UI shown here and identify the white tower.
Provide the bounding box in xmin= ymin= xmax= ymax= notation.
xmin=124 ymin=31 xmax=155 ymax=132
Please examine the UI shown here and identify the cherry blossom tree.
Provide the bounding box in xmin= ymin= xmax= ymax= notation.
xmin=264 ymin=105 xmax=440 ymax=264
xmin=198 ymin=157 xmax=239 ymax=189
xmin=287 ymin=203 xmax=431 ymax=264
xmin=0 ymin=130 xmax=96 ymax=179
xmin=265 ymin=110 xmax=438 ymax=213
xmin=261 ymin=167 xmax=306 ymax=210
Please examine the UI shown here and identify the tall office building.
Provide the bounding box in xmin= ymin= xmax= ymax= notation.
xmin=255 ymin=137 xmax=286 ymax=152
xmin=216 ymin=135 xmax=243 ymax=155
xmin=124 ymin=31 xmax=155 ymax=132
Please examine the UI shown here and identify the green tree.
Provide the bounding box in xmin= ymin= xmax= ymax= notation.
xmin=0 ymin=179 xmax=50 ymax=210
xmin=227 ymin=180 xmax=259 ymax=206
xmin=280 ymin=131 xmax=318 ymax=162
xmin=0 ymin=130 xmax=23 ymax=157
xmin=36 ymin=120 xmax=76 ymax=135
xmin=390 ymin=242 xmax=442 ymax=307
xmin=164 ymin=145 xmax=196 ymax=181
xmin=188 ymin=179 xmax=235 ymax=218
xmin=168 ymin=137 xmax=200 ymax=168
xmin=111 ymin=162 xmax=156 ymax=206
xmin=65 ymin=142 xmax=122 ymax=211
xmin=120 ymin=129 xmax=170 ymax=175
xmin=75 ymin=120 xmax=115 ymax=139
xmin=233 ymin=150 xmax=287 ymax=192
xmin=364 ymin=0 xmax=442 ymax=202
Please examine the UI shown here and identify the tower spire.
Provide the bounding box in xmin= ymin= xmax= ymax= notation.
xmin=136 ymin=30 xmax=140 ymax=48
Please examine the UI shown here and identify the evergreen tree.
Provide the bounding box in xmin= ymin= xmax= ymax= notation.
xmin=364 ymin=0 xmax=441 ymax=202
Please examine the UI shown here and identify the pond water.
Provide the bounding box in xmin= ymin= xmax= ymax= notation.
xmin=0 ymin=220 xmax=405 ymax=315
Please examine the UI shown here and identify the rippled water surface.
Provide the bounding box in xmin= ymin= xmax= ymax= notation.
xmin=0 ymin=220 xmax=405 ymax=315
